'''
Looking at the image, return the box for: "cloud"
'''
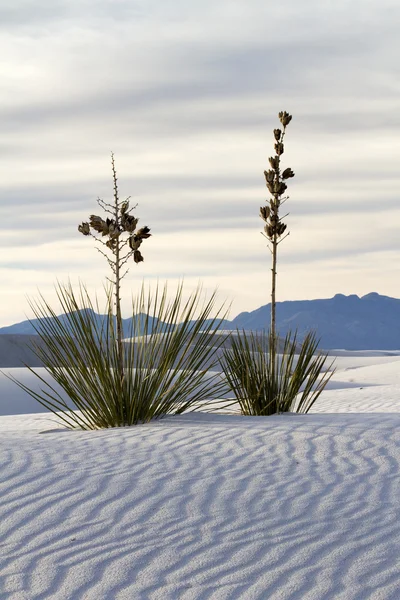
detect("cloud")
[1,0,400,325]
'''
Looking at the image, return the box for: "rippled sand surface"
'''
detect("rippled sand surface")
[2,351,400,599]
[1,410,400,599]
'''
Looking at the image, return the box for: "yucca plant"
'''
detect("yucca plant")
[6,154,229,428]
[6,281,229,429]
[77,153,151,424]
[220,330,334,415]
[221,111,335,414]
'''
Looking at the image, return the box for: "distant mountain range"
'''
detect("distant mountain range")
[230,292,400,350]
[1,292,400,350]
[0,310,162,337]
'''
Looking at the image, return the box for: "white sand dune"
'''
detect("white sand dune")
[1,351,400,598]
[312,352,400,414]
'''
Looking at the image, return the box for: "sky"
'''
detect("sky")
[1,0,400,326]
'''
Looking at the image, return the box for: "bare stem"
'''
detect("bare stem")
[111,152,126,422]
[97,197,115,215]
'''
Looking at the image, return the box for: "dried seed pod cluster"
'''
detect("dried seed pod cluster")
[260,111,294,242]
[78,186,151,264]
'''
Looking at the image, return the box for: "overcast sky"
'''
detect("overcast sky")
[1,0,399,326]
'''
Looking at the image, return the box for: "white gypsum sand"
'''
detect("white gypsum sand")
[1,350,400,599]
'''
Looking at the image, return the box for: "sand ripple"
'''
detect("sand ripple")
[1,413,400,599]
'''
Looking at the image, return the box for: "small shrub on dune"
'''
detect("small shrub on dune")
[220,330,334,415]
[221,112,335,415]
[7,281,228,429]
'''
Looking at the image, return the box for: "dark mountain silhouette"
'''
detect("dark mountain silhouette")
[1,292,399,351]
[0,310,166,337]
[228,292,400,350]
[0,335,46,368]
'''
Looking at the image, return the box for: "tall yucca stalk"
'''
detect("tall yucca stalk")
[78,154,151,422]
[220,111,335,415]
[260,111,294,362]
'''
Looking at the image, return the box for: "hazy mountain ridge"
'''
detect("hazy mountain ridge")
[0,310,163,336]
[1,292,400,351]
[229,292,400,350]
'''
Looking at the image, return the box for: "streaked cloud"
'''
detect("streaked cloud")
[1,0,399,325]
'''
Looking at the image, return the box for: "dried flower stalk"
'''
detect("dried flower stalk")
[260,111,294,350]
[78,153,151,420]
